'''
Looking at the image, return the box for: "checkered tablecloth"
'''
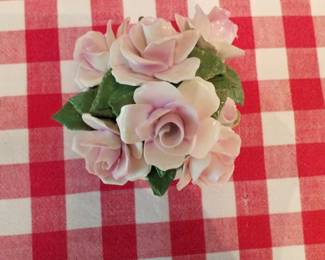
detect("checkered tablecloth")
[0,0,325,259]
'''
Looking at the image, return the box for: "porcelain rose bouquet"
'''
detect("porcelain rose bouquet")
[53,5,244,196]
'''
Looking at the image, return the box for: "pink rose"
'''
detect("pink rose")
[72,114,150,185]
[219,97,240,127]
[177,125,241,190]
[116,77,220,170]
[176,5,244,59]
[73,20,130,89]
[109,17,200,86]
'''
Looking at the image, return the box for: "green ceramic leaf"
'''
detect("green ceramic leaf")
[189,46,226,80]
[69,87,98,114]
[147,167,176,196]
[89,71,115,118]
[52,102,92,130]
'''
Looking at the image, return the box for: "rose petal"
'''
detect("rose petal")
[144,141,185,170]
[212,126,241,158]
[75,65,104,89]
[174,30,200,63]
[136,108,171,140]
[142,18,177,43]
[129,23,147,53]
[219,97,238,126]
[80,51,108,72]
[105,20,115,49]
[134,81,183,107]
[73,31,107,61]
[190,155,211,182]
[112,65,155,86]
[129,142,143,159]
[117,104,153,144]
[154,57,200,83]
[178,77,220,119]
[143,39,176,66]
[154,136,195,156]
[82,113,119,134]
[72,131,121,157]
[116,17,130,37]
[165,102,199,138]
[191,118,221,159]
[155,113,184,148]
[175,13,188,32]
[120,36,168,76]
[176,160,191,190]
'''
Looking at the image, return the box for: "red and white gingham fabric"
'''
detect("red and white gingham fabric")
[0,0,325,259]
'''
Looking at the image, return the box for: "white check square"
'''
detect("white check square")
[123,0,156,22]
[66,192,101,230]
[310,0,325,15]
[0,198,31,235]
[0,64,27,96]
[135,188,169,223]
[187,0,220,17]
[63,128,82,160]
[272,245,305,260]
[250,0,282,16]
[207,251,239,260]
[0,1,25,31]
[202,182,237,218]
[267,178,301,214]
[256,48,289,80]
[262,111,296,146]
[60,60,80,94]
[0,129,29,164]
[57,0,92,28]
[317,48,325,78]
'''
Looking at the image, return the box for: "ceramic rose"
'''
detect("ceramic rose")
[73,20,130,89]
[219,97,240,127]
[72,114,150,185]
[176,5,244,59]
[177,125,241,190]
[109,17,200,86]
[116,77,220,170]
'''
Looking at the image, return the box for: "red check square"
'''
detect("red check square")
[237,215,272,249]
[297,143,325,177]
[232,17,255,49]
[32,231,67,260]
[102,224,137,260]
[170,219,206,256]
[30,161,65,196]
[234,146,266,181]
[303,210,325,244]
[290,78,324,110]
[283,16,316,48]
[28,94,62,128]
[26,29,60,62]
